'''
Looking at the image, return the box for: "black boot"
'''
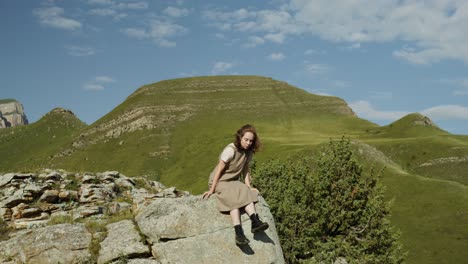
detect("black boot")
[250,213,269,233]
[234,224,250,246]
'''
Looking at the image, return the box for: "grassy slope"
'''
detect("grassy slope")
[51,76,375,189]
[0,108,87,173]
[0,76,467,263]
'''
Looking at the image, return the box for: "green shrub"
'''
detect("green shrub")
[254,137,406,263]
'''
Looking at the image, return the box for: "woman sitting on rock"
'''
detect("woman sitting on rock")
[203,124,269,246]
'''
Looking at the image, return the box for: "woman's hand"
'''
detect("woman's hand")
[250,187,259,193]
[202,190,214,199]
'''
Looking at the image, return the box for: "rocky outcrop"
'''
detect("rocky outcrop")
[0,99,28,128]
[0,170,284,263]
[98,220,151,264]
[0,224,92,263]
[136,196,284,264]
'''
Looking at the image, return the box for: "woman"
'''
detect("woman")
[203,124,269,246]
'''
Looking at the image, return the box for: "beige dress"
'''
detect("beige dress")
[208,143,259,212]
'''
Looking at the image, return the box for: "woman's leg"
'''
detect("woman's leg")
[230,208,249,245]
[244,202,269,233]
[244,202,256,216]
[230,208,241,225]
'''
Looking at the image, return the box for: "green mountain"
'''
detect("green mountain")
[0,108,87,171]
[1,76,467,264]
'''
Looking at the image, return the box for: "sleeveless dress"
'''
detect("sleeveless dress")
[208,143,259,212]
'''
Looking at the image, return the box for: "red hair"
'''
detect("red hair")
[234,124,261,153]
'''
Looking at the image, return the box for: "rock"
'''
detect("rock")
[12,212,50,229]
[80,184,115,203]
[11,203,28,219]
[105,202,132,215]
[0,190,28,208]
[334,257,348,264]
[73,205,104,219]
[98,220,151,264]
[116,178,136,189]
[38,171,62,181]
[0,173,15,187]
[126,259,161,264]
[0,173,34,188]
[135,196,284,264]
[59,190,79,202]
[24,182,46,195]
[130,188,157,212]
[39,189,59,203]
[150,181,166,190]
[21,207,43,218]
[102,171,120,177]
[0,207,12,220]
[0,223,92,263]
[82,174,99,184]
[155,187,177,198]
[0,100,28,128]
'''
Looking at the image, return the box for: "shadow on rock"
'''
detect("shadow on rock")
[254,231,275,244]
[238,243,255,255]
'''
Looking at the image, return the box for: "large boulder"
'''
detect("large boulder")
[0,223,92,263]
[135,196,284,264]
[98,220,151,264]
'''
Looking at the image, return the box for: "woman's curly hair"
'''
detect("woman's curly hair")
[234,124,262,153]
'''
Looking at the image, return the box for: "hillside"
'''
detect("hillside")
[0,76,467,264]
[49,76,377,191]
[0,108,87,172]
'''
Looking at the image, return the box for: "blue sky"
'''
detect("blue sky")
[2,0,468,135]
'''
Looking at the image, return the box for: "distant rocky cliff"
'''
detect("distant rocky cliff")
[0,170,284,263]
[0,99,28,128]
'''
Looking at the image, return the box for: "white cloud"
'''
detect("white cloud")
[421,105,468,120]
[369,91,393,100]
[121,28,148,39]
[33,7,81,30]
[115,2,148,10]
[211,62,234,75]
[148,20,187,47]
[268,52,285,61]
[95,76,115,83]
[453,79,468,95]
[264,33,285,43]
[121,20,187,47]
[244,36,265,48]
[65,46,95,56]
[88,0,112,5]
[305,49,326,55]
[331,80,349,88]
[89,8,127,20]
[163,6,189,17]
[306,63,329,75]
[83,84,105,91]
[83,76,115,91]
[349,100,409,121]
[203,1,468,64]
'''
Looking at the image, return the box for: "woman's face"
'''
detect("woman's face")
[240,132,255,150]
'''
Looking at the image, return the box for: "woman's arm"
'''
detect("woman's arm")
[203,159,226,199]
[244,165,259,192]
[244,164,252,187]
